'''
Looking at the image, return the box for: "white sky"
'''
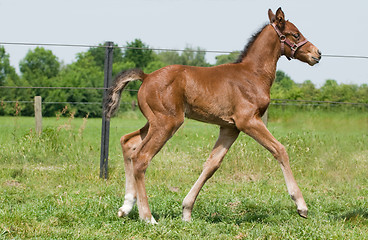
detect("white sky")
[1,0,367,87]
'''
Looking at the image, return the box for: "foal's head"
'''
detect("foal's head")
[268,8,321,66]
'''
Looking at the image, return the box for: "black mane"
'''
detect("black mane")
[234,23,268,63]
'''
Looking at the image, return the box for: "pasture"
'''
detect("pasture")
[0,107,367,239]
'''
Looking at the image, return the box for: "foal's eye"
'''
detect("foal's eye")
[293,33,300,39]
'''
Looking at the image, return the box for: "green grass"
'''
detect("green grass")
[0,108,367,239]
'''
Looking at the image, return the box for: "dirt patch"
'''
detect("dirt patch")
[4,180,23,188]
[33,166,65,171]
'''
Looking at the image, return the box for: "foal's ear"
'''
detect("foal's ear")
[275,7,286,30]
[268,9,275,23]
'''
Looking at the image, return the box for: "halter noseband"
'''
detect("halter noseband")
[271,23,309,61]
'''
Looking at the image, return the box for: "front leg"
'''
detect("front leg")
[236,117,308,218]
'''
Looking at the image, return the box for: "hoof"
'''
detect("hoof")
[118,194,136,218]
[182,216,191,222]
[182,208,192,222]
[297,209,308,218]
[145,216,158,225]
[118,208,128,218]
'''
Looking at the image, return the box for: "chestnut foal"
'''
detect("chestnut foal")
[105,8,321,224]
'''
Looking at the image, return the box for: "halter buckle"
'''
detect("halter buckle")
[271,23,308,61]
[280,35,286,42]
[291,44,298,51]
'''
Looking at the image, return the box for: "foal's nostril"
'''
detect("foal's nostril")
[317,50,322,56]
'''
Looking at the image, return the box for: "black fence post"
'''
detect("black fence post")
[100,41,114,179]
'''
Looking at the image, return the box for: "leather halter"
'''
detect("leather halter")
[271,23,309,60]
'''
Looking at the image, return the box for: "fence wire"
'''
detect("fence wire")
[1,99,367,107]
[0,41,367,109]
[1,41,368,59]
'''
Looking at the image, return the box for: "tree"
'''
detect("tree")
[319,79,339,101]
[143,61,166,74]
[87,43,124,70]
[215,52,239,65]
[19,48,60,114]
[123,39,154,69]
[275,70,290,84]
[337,84,358,102]
[156,47,212,67]
[0,46,18,86]
[179,46,210,67]
[300,80,318,100]
[271,70,297,99]
[112,61,136,77]
[49,52,104,117]
[157,51,182,65]
[356,84,368,103]
[19,47,60,82]
[0,46,22,115]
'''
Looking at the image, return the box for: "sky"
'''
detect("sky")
[1,0,367,87]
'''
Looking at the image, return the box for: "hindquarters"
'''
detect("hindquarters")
[136,65,187,123]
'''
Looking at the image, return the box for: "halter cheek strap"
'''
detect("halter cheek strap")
[271,23,309,61]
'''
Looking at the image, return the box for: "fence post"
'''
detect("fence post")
[34,96,42,135]
[262,107,268,127]
[100,41,114,179]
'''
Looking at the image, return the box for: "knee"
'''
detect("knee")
[132,153,149,177]
[272,144,288,162]
[203,159,221,172]
[121,135,138,153]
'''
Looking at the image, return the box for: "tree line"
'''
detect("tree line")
[0,39,367,117]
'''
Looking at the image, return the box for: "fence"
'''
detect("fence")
[1,41,368,179]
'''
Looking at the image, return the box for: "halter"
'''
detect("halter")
[271,23,309,60]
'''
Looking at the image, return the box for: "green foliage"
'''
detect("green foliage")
[20,47,60,80]
[46,52,104,117]
[123,39,154,69]
[112,61,135,77]
[1,41,368,118]
[179,46,211,67]
[144,60,167,73]
[156,51,182,65]
[215,51,240,65]
[299,80,318,100]
[87,44,124,70]
[0,46,18,86]
[271,70,368,104]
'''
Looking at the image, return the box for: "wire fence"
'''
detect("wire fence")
[1,86,368,107]
[1,41,368,59]
[1,41,367,112]
[1,95,367,107]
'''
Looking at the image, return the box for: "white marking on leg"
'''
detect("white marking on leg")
[148,216,158,225]
[118,193,136,217]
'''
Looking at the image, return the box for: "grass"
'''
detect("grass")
[0,108,367,239]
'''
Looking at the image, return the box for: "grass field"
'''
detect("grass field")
[0,108,367,239]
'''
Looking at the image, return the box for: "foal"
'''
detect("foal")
[105,8,321,224]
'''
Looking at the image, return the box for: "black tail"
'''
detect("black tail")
[104,69,146,119]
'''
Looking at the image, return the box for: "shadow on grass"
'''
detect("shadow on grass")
[203,211,270,225]
[337,208,368,222]
[123,207,270,225]
[119,200,299,225]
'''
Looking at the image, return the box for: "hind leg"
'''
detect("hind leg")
[182,126,239,221]
[132,117,183,223]
[118,123,149,218]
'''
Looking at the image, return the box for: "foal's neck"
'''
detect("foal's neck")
[240,25,280,87]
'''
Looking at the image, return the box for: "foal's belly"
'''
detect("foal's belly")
[184,104,235,127]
